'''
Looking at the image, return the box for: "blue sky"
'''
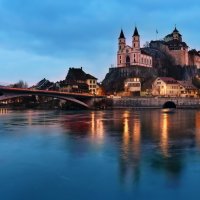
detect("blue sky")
[0,0,200,85]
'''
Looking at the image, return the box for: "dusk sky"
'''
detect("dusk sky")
[0,0,200,85]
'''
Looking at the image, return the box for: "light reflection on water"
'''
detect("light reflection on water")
[0,109,200,199]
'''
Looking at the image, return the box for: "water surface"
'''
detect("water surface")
[0,108,200,200]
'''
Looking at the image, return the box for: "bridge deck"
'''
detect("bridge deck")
[0,87,104,98]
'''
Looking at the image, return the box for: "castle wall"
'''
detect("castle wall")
[189,54,200,68]
[168,49,188,66]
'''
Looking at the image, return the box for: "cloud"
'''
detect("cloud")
[0,0,200,84]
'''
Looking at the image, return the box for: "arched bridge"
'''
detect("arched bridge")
[0,87,103,108]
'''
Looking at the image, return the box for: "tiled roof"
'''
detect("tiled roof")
[178,81,197,90]
[157,77,179,84]
[35,78,54,90]
[166,40,188,48]
[141,49,151,56]
[188,49,200,56]
[66,67,97,81]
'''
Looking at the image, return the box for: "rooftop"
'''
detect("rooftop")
[157,77,179,84]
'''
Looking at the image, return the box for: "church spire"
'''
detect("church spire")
[173,25,179,33]
[133,27,139,36]
[119,29,125,39]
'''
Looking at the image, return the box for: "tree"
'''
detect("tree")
[143,42,150,48]
[13,80,28,88]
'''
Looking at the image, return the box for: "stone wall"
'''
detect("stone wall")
[112,97,200,108]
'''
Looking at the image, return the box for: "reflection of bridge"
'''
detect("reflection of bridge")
[0,87,103,108]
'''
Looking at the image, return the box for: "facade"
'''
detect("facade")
[152,77,180,97]
[152,77,199,97]
[124,78,141,95]
[117,27,152,68]
[64,67,97,94]
[150,27,200,67]
[178,81,198,97]
[85,74,97,94]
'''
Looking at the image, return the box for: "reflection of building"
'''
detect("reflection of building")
[195,112,200,149]
[0,108,8,115]
[90,112,104,144]
[120,111,141,183]
[117,27,152,68]
[152,77,180,97]
[160,113,169,157]
[124,78,141,96]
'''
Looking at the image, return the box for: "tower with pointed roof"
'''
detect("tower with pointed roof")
[117,27,152,68]
[172,26,182,41]
[118,29,126,51]
[132,27,140,49]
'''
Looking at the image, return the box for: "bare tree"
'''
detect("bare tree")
[13,80,28,88]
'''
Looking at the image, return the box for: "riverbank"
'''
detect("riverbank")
[112,97,200,109]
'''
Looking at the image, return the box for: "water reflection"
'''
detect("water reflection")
[90,112,105,144]
[1,109,200,198]
[0,108,8,115]
[120,111,141,184]
[160,113,169,157]
[195,111,200,149]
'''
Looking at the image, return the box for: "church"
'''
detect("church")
[117,27,153,68]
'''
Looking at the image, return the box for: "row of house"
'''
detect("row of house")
[32,67,103,95]
[123,77,199,98]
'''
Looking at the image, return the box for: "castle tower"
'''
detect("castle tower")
[118,29,126,50]
[132,27,140,49]
[172,26,182,42]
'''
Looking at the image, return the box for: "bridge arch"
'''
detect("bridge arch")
[0,94,90,108]
[162,101,176,109]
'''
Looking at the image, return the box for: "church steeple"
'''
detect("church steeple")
[118,29,126,51]
[119,29,125,39]
[172,25,182,41]
[173,25,179,33]
[132,26,140,49]
[133,27,139,37]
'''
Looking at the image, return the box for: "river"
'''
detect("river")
[0,108,200,200]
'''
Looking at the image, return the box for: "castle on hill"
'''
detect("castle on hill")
[150,27,200,67]
[117,26,200,68]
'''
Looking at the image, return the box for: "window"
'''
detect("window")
[126,56,130,66]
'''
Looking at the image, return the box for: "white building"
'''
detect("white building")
[152,77,180,97]
[117,27,152,68]
[124,78,141,95]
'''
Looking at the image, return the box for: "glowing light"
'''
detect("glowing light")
[133,118,141,157]
[90,112,105,144]
[0,108,8,115]
[195,111,200,149]
[160,113,169,157]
